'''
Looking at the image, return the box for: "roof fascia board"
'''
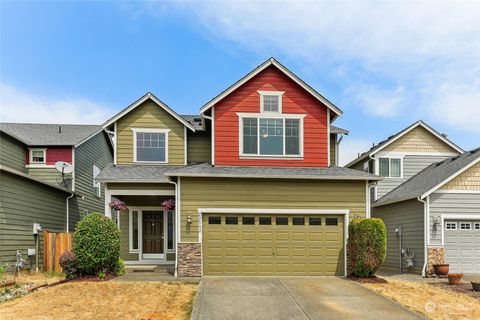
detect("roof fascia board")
[164,172,381,181]
[420,156,480,199]
[199,58,343,117]
[102,93,195,132]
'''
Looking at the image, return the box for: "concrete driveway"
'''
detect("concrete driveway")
[192,277,422,320]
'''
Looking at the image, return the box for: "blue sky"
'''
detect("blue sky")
[1,1,479,164]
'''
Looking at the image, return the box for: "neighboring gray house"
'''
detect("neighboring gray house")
[372,148,480,275]
[0,123,113,267]
[346,121,463,202]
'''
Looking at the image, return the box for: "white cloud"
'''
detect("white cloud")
[165,2,480,132]
[0,83,113,124]
[339,138,372,167]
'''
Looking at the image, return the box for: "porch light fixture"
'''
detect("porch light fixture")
[187,215,192,224]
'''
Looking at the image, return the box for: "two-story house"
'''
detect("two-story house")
[0,123,113,267]
[96,58,380,277]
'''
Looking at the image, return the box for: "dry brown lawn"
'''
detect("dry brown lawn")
[361,278,480,320]
[2,271,65,286]
[0,281,197,320]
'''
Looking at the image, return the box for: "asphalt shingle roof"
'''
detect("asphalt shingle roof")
[95,164,185,183]
[164,163,381,180]
[374,148,480,206]
[330,126,349,135]
[0,123,101,146]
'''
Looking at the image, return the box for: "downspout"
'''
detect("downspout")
[66,194,75,233]
[167,177,179,277]
[417,196,428,277]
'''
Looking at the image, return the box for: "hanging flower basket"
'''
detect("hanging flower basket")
[162,199,175,211]
[108,199,128,211]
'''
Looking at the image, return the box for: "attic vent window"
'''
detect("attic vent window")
[258,91,284,113]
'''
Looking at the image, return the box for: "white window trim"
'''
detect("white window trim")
[93,165,101,198]
[445,222,457,230]
[460,222,472,230]
[474,223,480,230]
[129,209,140,253]
[237,113,305,158]
[258,90,285,113]
[29,148,47,164]
[131,128,170,164]
[377,156,403,178]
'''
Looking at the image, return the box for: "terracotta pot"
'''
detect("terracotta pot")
[433,264,449,276]
[448,274,463,285]
[472,282,480,292]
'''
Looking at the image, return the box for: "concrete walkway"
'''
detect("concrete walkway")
[192,277,423,320]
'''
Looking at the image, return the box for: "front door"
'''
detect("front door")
[143,211,164,258]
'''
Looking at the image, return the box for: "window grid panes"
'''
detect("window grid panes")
[292,217,305,225]
[242,217,255,225]
[259,217,272,225]
[136,132,166,162]
[474,223,480,230]
[263,95,279,112]
[260,118,283,155]
[285,119,300,155]
[379,157,401,178]
[445,222,456,230]
[460,222,471,230]
[31,150,45,163]
[243,118,258,154]
[276,217,288,225]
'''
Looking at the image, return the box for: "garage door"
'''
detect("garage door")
[202,214,345,276]
[444,220,480,274]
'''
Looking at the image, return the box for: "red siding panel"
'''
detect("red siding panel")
[214,66,329,167]
[26,147,73,165]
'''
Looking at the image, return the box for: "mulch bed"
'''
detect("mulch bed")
[428,281,480,299]
[347,275,388,284]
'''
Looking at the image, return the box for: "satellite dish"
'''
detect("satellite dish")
[55,161,73,174]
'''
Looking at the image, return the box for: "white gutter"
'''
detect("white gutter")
[417,196,428,277]
[66,194,75,233]
[167,176,179,277]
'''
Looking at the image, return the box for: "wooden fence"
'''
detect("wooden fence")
[43,231,73,273]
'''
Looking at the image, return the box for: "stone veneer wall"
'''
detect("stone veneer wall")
[177,243,202,277]
[427,247,445,275]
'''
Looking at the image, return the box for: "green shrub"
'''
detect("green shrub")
[115,259,125,276]
[59,251,79,279]
[73,212,120,275]
[347,218,386,277]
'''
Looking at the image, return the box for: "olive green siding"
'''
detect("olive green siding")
[119,209,139,261]
[372,199,425,273]
[0,132,26,172]
[26,167,71,189]
[187,130,211,164]
[69,131,113,227]
[0,171,68,267]
[179,178,367,242]
[329,134,336,166]
[116,100,186,165]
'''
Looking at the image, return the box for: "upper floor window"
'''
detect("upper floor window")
[240,115,303,157]
[92,165,101,197]
[132,128,170,163]
[29,148,46,164]
[379,157,402,178]
[258,91,284,113]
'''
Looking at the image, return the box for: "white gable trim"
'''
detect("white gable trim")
[199,58,343,117]
[421,156,480,199]
[102,92,195,132]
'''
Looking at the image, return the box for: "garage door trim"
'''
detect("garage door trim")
[198,208,350,276]
[440,214,480,245]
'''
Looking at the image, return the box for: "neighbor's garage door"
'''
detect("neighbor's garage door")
[202,214,345,276]
[444,220,480,274]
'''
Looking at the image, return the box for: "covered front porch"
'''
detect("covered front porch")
[105,183,177,266]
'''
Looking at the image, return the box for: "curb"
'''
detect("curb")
[190,279,205,320]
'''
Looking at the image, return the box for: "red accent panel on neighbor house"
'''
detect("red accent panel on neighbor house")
[26,147,73,165]
[214,66,328,167]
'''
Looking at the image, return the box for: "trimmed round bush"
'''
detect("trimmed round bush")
[73,212,120,275]
[59,251,79,279]
[347,218,386,277]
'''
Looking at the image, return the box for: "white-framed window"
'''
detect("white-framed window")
[445,222,457,230]
[474,223,480,230]
[460,222,471,230]
[379,157,402,178]
[129,210,139,252]
[258,91,284,113]
[92,165,101,197]
[238,114,305,157]
[132,128,170,163]
[29,148,47,164]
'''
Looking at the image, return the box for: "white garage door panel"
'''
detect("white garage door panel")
[444,220,480,274]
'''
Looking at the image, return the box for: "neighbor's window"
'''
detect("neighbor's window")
[92,165,101,197]
[131,211,139,251]
[30,148,46,164]
[379,157,402,178]
[242,117,302,156]
[133,129,169,163]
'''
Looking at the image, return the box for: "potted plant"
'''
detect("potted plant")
[447,273,464,285]
[432,263,449,276]
[471,281,480,292]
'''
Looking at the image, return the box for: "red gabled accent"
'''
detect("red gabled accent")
[214,66,328,167]
[26,147,73,165]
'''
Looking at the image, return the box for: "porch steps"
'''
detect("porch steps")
[125,265,174,274]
